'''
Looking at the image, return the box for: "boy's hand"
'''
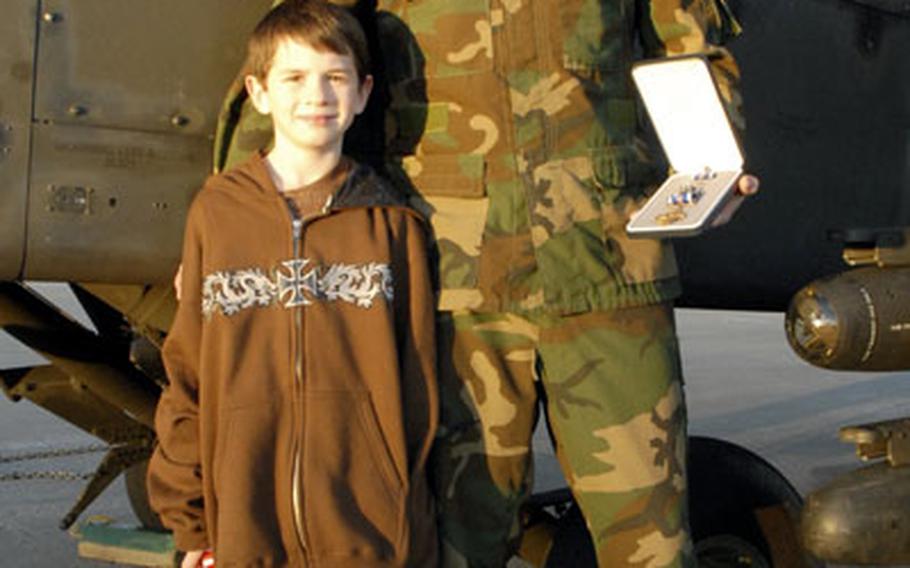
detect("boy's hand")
[180,549,204,568]
[710,173,760,228]
[174,264,184,301]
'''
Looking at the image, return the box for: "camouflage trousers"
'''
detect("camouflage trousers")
[432,303,693,568]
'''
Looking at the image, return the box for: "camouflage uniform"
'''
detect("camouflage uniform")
[216,1,743,566]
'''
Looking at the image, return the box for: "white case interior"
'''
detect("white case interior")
[632,56,742,173]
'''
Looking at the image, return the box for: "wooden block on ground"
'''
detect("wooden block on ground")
[74,520,175,567]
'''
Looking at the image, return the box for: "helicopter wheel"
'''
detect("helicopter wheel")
[539,502,777,568]
[542,436,817,567]
[688,436,820,568]
[695,534,771,567]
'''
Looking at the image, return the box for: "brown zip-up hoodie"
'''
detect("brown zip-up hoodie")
[148,154,438,567]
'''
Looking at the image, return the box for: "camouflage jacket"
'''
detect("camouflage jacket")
[216,0,743,316]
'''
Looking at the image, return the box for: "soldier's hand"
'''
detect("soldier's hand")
[710,174,760,228]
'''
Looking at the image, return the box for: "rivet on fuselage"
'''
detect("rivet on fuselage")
[67,104,88,117]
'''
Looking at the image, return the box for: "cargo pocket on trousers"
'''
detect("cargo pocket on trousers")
[303,390,405,560]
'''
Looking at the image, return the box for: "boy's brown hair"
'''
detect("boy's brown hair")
[245,0,371,83]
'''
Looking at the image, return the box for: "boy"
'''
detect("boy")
[147,2,438,566]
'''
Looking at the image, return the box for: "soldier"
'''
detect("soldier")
[215,1,758,566]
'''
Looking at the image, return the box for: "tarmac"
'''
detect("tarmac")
[2,284,910,567]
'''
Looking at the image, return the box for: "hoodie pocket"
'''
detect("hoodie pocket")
[303,390,406,561]
[212,402,285,562]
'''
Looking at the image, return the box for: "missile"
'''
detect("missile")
[785,267,910,371]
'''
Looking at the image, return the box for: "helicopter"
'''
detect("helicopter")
[0,0,908,565]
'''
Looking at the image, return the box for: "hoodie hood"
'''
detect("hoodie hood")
[208,152,407,211]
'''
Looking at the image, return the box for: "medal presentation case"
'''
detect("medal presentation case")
[626,56,744,238]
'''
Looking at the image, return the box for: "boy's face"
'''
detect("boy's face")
[246,37,372,156]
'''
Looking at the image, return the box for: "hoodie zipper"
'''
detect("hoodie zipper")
[287,195,334,562]
[288,212,310,561]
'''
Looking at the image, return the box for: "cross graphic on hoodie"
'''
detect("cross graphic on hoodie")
[277,259,320,307]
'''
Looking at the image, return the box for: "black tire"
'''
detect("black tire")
[695,534,771,568]
[689,436,820,568]
[543,436,814,567]
[125,459,165,531]
[544,502,595,567]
